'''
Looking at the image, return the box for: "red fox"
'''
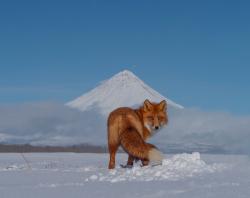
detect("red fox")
[107,99,168,169]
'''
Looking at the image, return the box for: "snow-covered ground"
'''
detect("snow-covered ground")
[0,153,250,198]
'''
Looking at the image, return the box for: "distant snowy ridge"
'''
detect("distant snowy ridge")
[66,70,183,114]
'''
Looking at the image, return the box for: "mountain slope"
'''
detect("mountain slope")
[66,70,183,114]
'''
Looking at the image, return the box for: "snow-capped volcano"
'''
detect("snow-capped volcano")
[66,70,183,114]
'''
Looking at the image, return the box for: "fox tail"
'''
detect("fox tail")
[120,127,163,164]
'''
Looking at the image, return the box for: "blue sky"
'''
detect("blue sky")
[0,0,249,115]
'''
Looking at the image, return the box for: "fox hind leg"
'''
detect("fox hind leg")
[141,159,149,166]
[127,154,135,166]
[120,154,135,168]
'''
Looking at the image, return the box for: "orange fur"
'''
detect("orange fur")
[120,127,156,160]
[107,99,168,169]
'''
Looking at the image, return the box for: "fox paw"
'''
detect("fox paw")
[120,164,133,169]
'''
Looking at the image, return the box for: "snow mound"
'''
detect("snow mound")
[86,152,225,183]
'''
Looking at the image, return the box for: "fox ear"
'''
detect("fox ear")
[143,99,153,112]
[158,100,167,111]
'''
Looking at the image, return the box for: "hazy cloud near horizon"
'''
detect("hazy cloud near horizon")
[0,102,249,154]
[0,103,106,145]
[152,108,250,154]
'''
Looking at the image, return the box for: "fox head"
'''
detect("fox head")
[142,99,168,132]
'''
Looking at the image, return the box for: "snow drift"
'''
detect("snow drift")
[86,152,225,183]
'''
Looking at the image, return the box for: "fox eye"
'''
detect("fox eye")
[158,116,164,120]
[147,116,153,120]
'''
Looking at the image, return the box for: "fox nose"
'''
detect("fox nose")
[155,126,159,130]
